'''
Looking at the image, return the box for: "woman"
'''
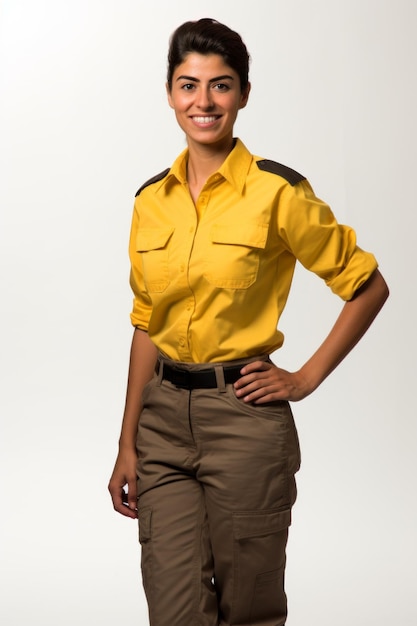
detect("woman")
[108,18,389,626]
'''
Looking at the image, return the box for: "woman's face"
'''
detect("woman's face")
[167,52,250,150]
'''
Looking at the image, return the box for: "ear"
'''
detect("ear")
[239,82,251,110]
[166,82,174,109]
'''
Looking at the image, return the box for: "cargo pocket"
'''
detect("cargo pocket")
[232,508,291,625]
[138,507,153,603]
[136,227,173,292]
[203,221,268,289]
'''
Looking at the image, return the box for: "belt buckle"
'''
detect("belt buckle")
[181,369,193,389]
[170,366,193,389]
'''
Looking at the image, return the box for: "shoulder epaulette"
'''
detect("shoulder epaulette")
[256,159,305,186]
[135,168,170,197]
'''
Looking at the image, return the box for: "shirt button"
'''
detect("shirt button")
[180,264,185,272]
[179,337,185,346]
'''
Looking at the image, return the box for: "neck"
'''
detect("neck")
[186,137,234,187]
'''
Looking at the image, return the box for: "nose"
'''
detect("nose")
[196,87,214,110]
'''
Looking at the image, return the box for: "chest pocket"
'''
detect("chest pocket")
[136,228,173,293]
[204,222,268,289]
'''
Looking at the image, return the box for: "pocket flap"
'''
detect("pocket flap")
[136,228,174,252]
[233,508,291,540]
[138,507,152,543]
[210,222,268,248]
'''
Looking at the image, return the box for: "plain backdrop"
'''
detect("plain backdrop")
[1,1,416,624]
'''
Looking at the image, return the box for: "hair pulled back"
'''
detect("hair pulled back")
[167,18,250,92]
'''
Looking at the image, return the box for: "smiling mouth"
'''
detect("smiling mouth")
[191,115,220,124]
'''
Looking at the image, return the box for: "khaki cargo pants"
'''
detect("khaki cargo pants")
[136,355,301,626]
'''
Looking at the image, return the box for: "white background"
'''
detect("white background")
[1,1,416,624]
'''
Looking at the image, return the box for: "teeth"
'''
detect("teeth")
[193,116,218,123]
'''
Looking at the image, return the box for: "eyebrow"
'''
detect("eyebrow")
[175,74,235,83]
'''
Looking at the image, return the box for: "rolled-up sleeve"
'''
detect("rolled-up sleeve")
[277,180,378,301]
[128,204,153,329]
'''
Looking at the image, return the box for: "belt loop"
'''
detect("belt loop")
[214,365,226,393]
[156,358,164,386]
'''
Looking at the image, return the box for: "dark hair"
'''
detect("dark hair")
[167,18,250,92]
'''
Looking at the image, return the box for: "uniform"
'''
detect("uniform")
[129,139,378,625]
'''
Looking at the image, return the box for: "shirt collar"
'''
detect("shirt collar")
[155,138,253,196]
[218,139,253,194]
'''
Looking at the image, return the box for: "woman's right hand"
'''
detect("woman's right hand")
[108,447,139,519]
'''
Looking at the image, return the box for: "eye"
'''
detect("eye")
[180,83,195,91]
[213,83,231,91]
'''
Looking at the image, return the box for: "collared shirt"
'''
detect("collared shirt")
[129,139,378,363]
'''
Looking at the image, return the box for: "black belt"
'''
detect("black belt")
[159,361,243,389]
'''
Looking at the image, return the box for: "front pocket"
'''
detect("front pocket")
[225,388,301,505]
[203,221,268,289]
[232,508,291,624]
[225,384,290,422]
[136,227,174,292]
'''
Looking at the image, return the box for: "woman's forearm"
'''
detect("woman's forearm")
[299,269,389,393]
[235,269,389,404]
[118,328,158,450]
[108,328,158,517]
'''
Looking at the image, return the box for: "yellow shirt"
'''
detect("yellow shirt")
[129,139,377,363]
